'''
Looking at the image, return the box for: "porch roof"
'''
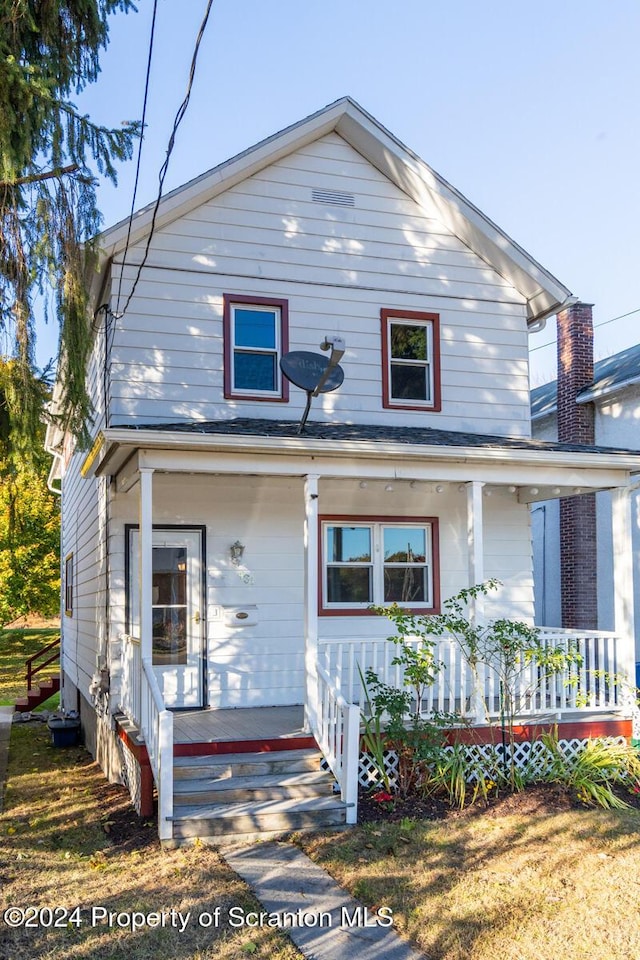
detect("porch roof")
[113,416,640,458]
[84,418,640,502]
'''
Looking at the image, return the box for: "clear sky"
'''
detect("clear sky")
[37,0,640,384]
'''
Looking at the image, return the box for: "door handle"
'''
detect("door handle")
[193,611,201,624]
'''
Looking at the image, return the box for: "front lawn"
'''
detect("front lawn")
[300,788,640,960]
[0,722,301,960]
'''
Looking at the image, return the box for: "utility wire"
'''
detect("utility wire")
[114,0,159,316]
[530,305,640,352]
[116,0,215,320]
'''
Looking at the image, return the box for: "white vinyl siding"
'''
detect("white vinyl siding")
[102,475,536,708]
[108,132,531,437]
[59,327,110,704]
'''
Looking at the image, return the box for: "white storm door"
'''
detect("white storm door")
[130,528,204,708]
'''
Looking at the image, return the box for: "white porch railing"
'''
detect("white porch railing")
[316,662,360,824]
[319,627,625,723]
[120,634,141,723]
[119,635,173,842]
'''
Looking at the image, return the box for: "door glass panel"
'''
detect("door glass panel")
[152,547,187,666]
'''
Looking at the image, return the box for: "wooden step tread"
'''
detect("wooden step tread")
[172,794,345,822]
[174,769,332,795]
[174,748,320,767]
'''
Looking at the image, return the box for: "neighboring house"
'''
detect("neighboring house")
[45,98,640,843]
[531,317,640,659]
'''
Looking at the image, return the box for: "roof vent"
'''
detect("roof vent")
[311,188,355,207]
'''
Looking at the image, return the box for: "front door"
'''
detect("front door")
[129,528,204,708]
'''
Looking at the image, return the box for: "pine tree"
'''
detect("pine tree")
[0,0,138,448]
[0,359,60,625]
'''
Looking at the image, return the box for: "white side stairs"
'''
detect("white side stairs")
[171,747,348,840]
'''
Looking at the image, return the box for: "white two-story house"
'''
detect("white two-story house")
[45,98,640,843]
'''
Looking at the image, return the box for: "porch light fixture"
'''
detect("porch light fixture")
[385,484,394,492]
[229,540,245,566]
[435,484,444,494]
[359,481,368,489]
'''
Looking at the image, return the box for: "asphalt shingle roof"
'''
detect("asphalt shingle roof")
[116,417,640,457]
[531,342,640,420]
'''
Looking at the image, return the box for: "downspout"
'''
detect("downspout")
[527,295,579,334]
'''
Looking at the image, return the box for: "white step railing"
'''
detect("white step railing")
[118,634,173,842]
[140,658,173,842]
[319,627,623,722]
[316,662,360,824]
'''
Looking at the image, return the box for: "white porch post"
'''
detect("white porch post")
[466,480,485,723]
[139,467,154,663]
[304,474,320,734]
[612,483,636,694]
[466,481,485,616]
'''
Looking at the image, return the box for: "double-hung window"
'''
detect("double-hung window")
[381,309,441,411]
[320,516,439,614]
[64,553,74,617]
[223,295,289,401]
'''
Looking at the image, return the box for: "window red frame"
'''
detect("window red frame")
[381,308,442,412]
[64,553,74,617]
[223,294,290,402]
[318,514,441,617]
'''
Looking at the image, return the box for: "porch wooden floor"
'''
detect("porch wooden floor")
[172,705,308,746]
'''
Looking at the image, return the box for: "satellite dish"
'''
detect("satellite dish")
[280,352,344,394]
[280,337,346,434]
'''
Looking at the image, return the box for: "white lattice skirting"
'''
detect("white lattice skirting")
[118,736,144,814]
[357,736,628,789]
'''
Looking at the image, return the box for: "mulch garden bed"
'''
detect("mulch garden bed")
[357,780,640,824]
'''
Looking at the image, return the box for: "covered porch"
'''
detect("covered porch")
[84,420,640,840]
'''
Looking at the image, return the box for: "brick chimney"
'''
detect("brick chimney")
[556,302,597,629]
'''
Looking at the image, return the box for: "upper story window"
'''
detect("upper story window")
[381,309,441,411]
[319,515,440,615]
[223,295,289,401]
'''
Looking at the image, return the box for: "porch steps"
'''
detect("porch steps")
[15,675,60,713]
[171,748,347,839]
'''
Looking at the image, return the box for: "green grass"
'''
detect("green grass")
[0,628,60,707]
[0,722,302,960]
[301,797,640,960]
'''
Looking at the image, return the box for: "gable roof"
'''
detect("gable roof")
[531,342,640,420]
[93,97,571,325]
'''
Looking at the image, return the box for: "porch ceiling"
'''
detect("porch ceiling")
[84,419,640,501]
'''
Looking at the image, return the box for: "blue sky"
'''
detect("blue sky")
[38,0,640,383]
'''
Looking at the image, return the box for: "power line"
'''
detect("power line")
[116,0,215,319]
[114,0,159,316]
[529,305,640,352]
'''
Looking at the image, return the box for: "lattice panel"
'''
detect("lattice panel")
[357,736,627,789]
[118,737,143,814]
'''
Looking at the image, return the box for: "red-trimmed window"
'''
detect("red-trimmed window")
[223,295,289,401]
[320,516,440,615]
[64,553,74,617]
[381,309,441,411]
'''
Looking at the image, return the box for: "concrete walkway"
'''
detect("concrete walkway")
[222,839,425,960]
[0,706,14,811]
